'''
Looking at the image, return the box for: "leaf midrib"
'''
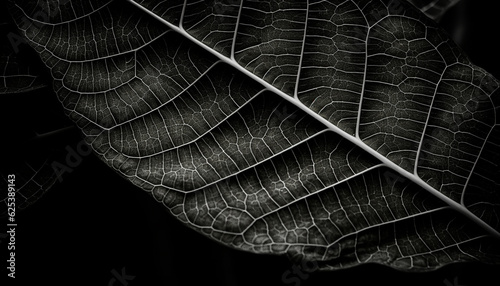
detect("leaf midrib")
[126,0,500,239]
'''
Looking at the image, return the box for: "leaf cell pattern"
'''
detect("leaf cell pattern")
[0,19,46,94]
[8,0,500,270]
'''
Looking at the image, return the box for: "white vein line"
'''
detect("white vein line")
[13,1,113,26]
[125,0,500,239]
[462,90,499,205]
[106,89,266,159]
[293,0,309,99]
[326,206,451,247]
[351,1,369,140]
[413,66,447,176]
[230,0,244,60]
[147,129,330,193]
[239,164,385,234]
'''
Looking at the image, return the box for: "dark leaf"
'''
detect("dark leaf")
[0,14,47,94]
[1,0,82,215]
[7,0,500,270]
[407,0,461,21]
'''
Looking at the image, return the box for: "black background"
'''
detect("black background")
[3,0,500,285]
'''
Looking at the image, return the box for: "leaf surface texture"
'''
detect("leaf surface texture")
[8,0,500,270]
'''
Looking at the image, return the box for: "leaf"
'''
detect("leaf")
[0,17,47,94]
[406,0,461,21]
[8,0,500,270]
[0,0,84,216]
[0,0,78,216]
[0,87,81,217]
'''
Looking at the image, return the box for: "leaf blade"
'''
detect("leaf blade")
[8,0,500,270]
